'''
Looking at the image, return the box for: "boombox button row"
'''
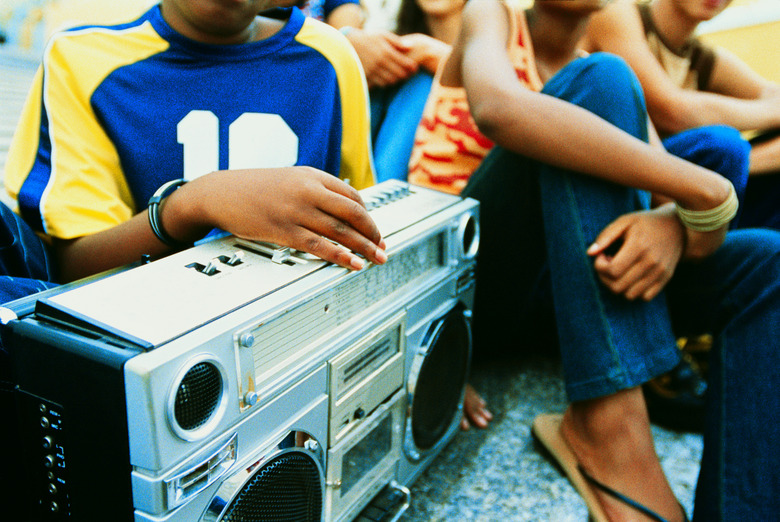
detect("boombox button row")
[364,184,412,211]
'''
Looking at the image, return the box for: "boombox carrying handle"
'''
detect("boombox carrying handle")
[385,481,411,522]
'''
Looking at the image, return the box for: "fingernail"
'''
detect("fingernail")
[350,256,365,270]
[587,242,599,255]
[375,249,388,264]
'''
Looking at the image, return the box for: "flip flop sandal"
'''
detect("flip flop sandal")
[531,413,685,522]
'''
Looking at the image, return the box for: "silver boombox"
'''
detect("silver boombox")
[0,180,479,521]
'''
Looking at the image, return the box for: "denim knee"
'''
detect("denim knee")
[542,53,648,141]
[663,125,750,200]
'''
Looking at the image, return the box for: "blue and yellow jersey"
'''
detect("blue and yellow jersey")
[5,6,374,240]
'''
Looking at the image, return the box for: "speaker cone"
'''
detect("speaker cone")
[406,305,471,457]
[169,357,228,440]
[205,447,323,522]
[175,362,221,431]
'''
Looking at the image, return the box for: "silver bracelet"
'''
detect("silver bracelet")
[147,179,189,247]
[675,181,739,232]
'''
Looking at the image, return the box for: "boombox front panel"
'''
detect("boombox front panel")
[243,234,442,388]
[324,390,404,522]
[397,269,475,488]
[123,193,478,473]
[132,364,329,521]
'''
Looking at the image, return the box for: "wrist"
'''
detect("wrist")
[148,180,191,248]
[675,168,732,211]
[675,180,738,232]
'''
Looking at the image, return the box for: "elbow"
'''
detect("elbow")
[470,92,516,141]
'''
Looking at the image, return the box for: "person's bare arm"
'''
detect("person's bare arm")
[324,2,364,29]
[706,46,780,100]
[460,0,728,210]
[54,168,387,282]
[585,2,780,135]
[457,0,732,299]
[750,135,780,175]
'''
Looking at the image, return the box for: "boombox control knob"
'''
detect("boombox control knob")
[43,455,56,469]
[244,391,259,406]
[239,332,255,348]
[354,408,366,420]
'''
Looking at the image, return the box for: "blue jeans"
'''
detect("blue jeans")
[462,53,780,520]
[662,126,751,228]
[370,71,433,183]
[664,126,780,231]
[0,202,57,304]
[0,201,58,380]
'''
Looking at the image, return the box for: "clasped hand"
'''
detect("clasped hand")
[587,204,725,301]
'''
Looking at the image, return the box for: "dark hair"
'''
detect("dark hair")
[395,0,431,36]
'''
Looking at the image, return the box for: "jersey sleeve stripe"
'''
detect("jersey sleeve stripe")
[295,19,376,190]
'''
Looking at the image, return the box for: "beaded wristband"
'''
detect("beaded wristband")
[675,181,739,232]
[147,179,189,247]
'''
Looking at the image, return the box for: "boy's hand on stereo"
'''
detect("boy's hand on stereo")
[587,205,684,301]
[177,168,387,270]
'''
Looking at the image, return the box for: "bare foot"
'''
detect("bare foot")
[560,387,686,522]
[460,383,493,430]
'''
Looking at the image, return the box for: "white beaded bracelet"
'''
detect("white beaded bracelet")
[675,181,739,232]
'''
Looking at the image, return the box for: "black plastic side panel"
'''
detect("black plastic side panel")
[1,318,141,521]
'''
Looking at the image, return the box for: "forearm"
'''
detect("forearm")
[470,87,730,211]
[749,135,780,175]
[53,213,176,282]
[650,90,780,135]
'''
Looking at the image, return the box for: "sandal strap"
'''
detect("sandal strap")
[577,465,671,522]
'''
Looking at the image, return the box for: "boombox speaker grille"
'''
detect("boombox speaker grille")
[411,307,470,450]
[221,452,322,521]
[174,362,222,431]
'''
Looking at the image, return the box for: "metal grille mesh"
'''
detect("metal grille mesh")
[411,309,470,450]
[221,452,322,521]
[174,362,222,431]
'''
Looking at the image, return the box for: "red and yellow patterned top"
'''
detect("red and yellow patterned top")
[408,2,542,195]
